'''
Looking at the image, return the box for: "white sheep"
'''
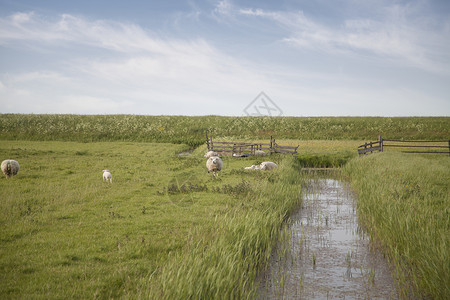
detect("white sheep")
[102,170,112,183]
[260,162,278,171]
[244,162,278,171]
[204,151,219,158]
[254,150,266,156]
[206,156,223,178]
[244,165,261,170]
[1,159,20,178]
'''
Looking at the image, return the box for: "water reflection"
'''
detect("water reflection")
[258,178,398,299]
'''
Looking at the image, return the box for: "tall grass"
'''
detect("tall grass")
[1,114,448,145]
[144,156,302,299]
[344,153,449,299]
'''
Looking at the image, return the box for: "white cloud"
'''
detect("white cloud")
[0,12,278,114]
[213,0,234,17]
[239,3,450,74]
[0,6,448,116]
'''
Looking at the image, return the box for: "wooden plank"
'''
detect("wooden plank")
[213,142,256,145]
[274,145,299,150]
[358,141,380,148]
[274,149,297,154]
[358,146,381,154]
[401,151,450,154]
[384,144,448,148]
[213,142,270,146]
[383,139,449,143]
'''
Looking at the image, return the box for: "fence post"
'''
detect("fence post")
[448,140,450,157]
[379,135,383,152]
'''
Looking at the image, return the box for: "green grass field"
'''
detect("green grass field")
[1,114,449,299]
[0,140,303,298]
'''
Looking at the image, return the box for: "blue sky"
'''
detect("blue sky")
[0,0,449,116]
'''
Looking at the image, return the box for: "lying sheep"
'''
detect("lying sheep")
[244,165,260,170]
[103,170,112,183]
[204,151,219,158]
[1,159,20,178]
[206,156,223,178]
[244,161,278,171]
[260,162,278,171]
[254,150,266,156]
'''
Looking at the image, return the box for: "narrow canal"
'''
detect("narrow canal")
[258,178,398,299]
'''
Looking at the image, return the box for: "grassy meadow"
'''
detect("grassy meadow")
[0,140,302,298]
[1,114,449,299]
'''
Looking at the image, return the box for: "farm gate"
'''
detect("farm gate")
[206,133,298,156]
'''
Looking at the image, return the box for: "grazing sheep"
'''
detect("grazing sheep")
[206,156,223,178]
[102,170,112,183]
[204,151,219,158]
[1,159,20,178]
[254,150,266,156]
[260,162,278,171]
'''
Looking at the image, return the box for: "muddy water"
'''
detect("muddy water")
[258,178,398,299]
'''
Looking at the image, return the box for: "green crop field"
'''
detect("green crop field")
[0,114,449,299]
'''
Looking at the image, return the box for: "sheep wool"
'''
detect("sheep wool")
[244,165,260,170]
[1,159,20,178]
[260,162,278,171]
[103,170,112,183]
[206,156,223,178]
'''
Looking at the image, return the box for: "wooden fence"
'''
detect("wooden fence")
[358,136,450,156]
[206,133,298,156]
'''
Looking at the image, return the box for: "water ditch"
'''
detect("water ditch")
[258,176,398,299]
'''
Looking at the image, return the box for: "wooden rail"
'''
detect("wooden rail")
[358,136,450,156]
[206,133,298,156]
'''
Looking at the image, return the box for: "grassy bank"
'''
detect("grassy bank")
[344,153,449,299]
[1,114,449,146]
[0,140,301,298]
[146,155,302,299]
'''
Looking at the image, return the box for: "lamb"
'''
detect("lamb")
[206,156,223,178]
[102,170,112,183]
[204,151,219,158]
[1,159,20,178]
[254,150,266,156]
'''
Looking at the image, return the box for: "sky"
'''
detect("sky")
[0,0,449,116]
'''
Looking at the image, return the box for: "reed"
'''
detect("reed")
[344,152,449,299]
[1,114,448,145]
